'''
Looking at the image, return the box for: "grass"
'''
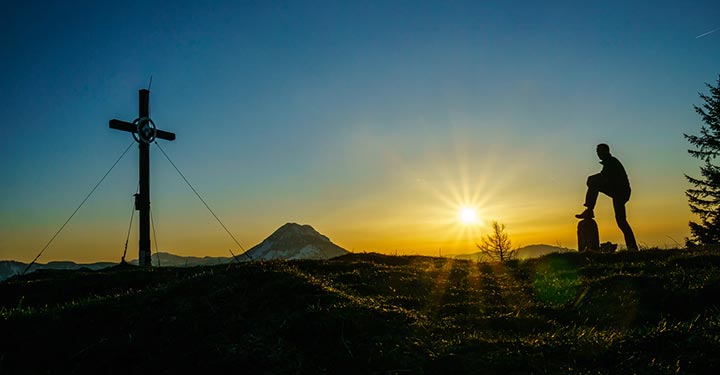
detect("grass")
[1,249,720,374]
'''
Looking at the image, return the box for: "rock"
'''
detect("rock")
[577,218,600,252]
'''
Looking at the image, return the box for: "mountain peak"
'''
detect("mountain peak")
[244,223,348,261]
[267,223,330,242]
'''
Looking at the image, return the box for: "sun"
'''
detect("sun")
[459,207,478,224]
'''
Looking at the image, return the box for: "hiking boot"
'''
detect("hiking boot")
[575,208,594,219]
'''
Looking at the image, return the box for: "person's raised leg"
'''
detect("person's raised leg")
[613,198,638,250]
[576,174,602,219]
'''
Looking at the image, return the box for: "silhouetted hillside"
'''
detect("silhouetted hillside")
[0,255,235,282]
[128,252,234,267]
[0,260,115,282]
[2,249,719,374]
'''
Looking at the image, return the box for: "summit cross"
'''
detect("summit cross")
[109,89,176,267]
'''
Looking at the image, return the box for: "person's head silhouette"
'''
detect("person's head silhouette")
[596,143,611,161]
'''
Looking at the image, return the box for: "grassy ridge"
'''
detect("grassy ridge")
[1,250,720,374]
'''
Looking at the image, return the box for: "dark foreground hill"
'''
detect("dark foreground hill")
[2,250,720,374]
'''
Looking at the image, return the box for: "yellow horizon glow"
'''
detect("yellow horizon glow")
[0,126,696,263]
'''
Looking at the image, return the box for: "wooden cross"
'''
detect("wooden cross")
[109,89,175,267]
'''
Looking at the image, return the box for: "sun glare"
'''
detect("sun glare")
[459,207,478,224]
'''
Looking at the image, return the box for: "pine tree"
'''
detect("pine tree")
[476,221,516,262]
[684,75,720,246]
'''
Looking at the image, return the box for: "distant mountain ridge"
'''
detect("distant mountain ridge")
[1,223,349,281]
[242,223,349,260]
[453,244,573,261]
[3,228,563,281]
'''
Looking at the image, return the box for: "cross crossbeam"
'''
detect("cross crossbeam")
[109,89,175,267]
[109,120,176,141]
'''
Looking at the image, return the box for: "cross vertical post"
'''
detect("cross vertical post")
[109,89,176,267]
[138,89,151,267]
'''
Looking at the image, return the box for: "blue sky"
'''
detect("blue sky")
[1,0,719,262]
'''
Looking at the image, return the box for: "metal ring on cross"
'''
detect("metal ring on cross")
[132,117,157,144]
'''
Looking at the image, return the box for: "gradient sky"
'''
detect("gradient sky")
[1,0,719,262]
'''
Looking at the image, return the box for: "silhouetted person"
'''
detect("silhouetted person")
[575,144,638,251]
